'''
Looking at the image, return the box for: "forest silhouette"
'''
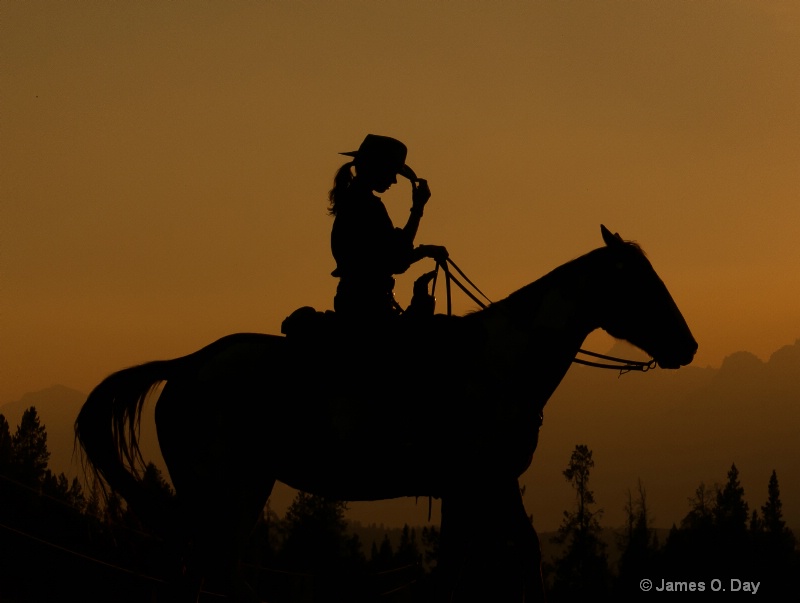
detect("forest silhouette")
[2,410,797,601]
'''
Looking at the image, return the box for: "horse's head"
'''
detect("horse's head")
[596,225,697,369]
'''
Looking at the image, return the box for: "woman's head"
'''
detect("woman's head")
[328,134,416,214]
[342,134,414,178]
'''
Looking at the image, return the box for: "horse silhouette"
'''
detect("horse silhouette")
[75,225,697,602]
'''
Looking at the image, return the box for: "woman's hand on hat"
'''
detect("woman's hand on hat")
[411,178,431,210]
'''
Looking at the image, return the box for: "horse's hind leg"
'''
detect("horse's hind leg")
[153,381,206,603]
[189,476,276,603]
[156,381,276,602]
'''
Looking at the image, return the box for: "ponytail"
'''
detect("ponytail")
[327,161,355,216]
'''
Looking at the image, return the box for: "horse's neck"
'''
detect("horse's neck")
[474,254,602,402]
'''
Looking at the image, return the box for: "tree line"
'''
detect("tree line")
[1,408,797,601]
[0,406,436,602]
[545,444,799,601]
[1,406,179,602]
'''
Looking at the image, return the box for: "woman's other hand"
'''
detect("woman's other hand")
[419,244,448,264]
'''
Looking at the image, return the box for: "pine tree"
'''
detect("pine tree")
[10,407,50,487]
[421,525,440,572]
[277,491,366,600]
[663,481,717,577]
[617,479,658,588]
[0,414,12,475]
[138,462,174,512]
[395,524,422,566]
[746,470,799,597]
[762,471,786,535]
[681,482,714,531]
[560,444,600,538]
[760,470,795,553]
[551,444,609,598]
[84,475,103,520]
[42,470,72,503]
[371,532,394,569]
[714,463,749,536]
[0,415,15,515]
[279,491,363,572]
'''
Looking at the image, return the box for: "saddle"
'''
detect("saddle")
[280,270,439,341]
[278,274,487,384]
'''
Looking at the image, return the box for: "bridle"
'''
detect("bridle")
[430,258,657,374]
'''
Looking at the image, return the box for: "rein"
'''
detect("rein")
[430,258,657,374]
[571,349,656,373]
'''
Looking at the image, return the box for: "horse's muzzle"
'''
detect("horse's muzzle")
[657,338,698,369]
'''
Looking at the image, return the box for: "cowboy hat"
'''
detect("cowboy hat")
[340,134,417,180]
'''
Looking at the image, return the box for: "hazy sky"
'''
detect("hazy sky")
[3,2,799,406]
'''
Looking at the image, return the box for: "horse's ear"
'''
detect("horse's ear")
[601,224,623,247]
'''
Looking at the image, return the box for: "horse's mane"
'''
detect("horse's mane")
[619,239,646,256]
[468,239,647,318]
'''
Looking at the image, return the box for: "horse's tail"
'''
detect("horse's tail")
[75,358,180,531]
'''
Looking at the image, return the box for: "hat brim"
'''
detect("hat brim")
[399,164,417,181]
[340,151,416,181]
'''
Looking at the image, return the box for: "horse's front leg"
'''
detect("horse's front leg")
[439,478,545,602]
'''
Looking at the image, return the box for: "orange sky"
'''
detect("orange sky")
[3,0,800,475]
[4,2,800,405]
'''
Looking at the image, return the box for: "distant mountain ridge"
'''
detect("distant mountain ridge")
[534,338,800,531]
[3,339,799,531]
